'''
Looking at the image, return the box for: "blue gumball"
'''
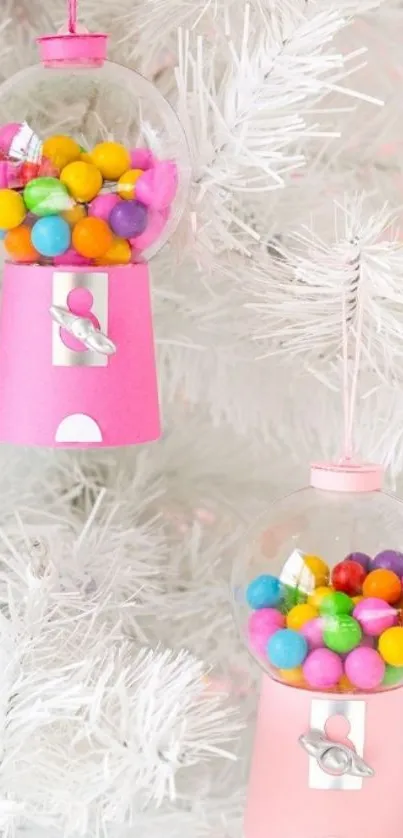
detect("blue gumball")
[267,628,308,669]
[31,215,71,258]
[0,230,5,240]
[246,574,282,609]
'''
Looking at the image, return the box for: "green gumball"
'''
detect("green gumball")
[24,177,71,217]
[323,614,362,654]
[382,664,403,687]
[320,591,353,616]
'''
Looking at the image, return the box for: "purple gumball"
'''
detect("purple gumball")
[373,550,403,576]
[110,200,148,239]
[344,552,371,571]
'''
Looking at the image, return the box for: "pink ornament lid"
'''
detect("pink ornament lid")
[310,461,384,493]
[37,32,108,68]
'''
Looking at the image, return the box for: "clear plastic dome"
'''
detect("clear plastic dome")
[233,485,403,694]
[0,61,190,265]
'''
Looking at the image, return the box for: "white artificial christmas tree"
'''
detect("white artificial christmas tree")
[0,0,403,836]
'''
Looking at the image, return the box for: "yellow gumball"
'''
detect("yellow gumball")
[96,236,131,266]
[378,626,403,666]
[278,667,305,686]
[117,169,143,200]
[352,595,364,606]
[286,603,318,631]
[60,161,103,203]
[308,586,332,610]
[338,674,355,693]
[61,204,87,226]
[0,189,26,229]
[42,135,81,171]
[91,141,131,180]
[303,554,329,586]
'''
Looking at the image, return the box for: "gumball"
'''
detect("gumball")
[308,586,332,610]
[345,647,385,690]
[0,190,26,229]
[267,629,308,670]
[363,569,401,604]
[331,560,366,596]
[110,200,148,239]
[379,626,403,666]
[130,208,167,251]
[352,595,364,605]
[323,614,362,654]
[320,591,353,616]
[72,217,113,260]
[61,204,87,226]
[373,550,403,577]
[60,161,103,203]
[32,216,71,258]
[246,575,282,609]
[135,160,178,210]
[91,141,131,180]
[286,603,318,631]
[301,617,323,650]
[130,147,155,170]
[42,135,81,171]
[0,229,5,240]
[338,673,355,693]
[382,664,403,687]
[53,247,89,267]
[344,551,371,571]
[281,584,307,611]
[0,123,20,155]
[278,666,306,686]
[353,597,397,636]
[302,648,343,689]
[24,178,72,216]
[303,554,329,587]
[21,162,40,185]
[89,193,121,221]
[97,236,131,266]
[117,169,143,200]
[4,225,39,262]
[248,608,285,657]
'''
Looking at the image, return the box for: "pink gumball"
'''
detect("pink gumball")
[130,209,167,251]
[345,647,385,690]
[130,148,155,170]
[135,160,178,210]
[53,248,90,267]
[248,608,285,657]
[89,194,121,221]
[353,597,397,637]
[301,618,323,650]
[302,648,343,689]
[0,122,21,155]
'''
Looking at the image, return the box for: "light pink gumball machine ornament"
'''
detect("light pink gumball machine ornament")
[233,464,403,838]
[0,0,190,448]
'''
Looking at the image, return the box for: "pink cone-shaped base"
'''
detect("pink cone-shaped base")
[0,261,161,448]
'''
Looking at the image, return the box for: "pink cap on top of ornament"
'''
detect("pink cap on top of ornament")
[37,0,108,68]
[310,461,384,493]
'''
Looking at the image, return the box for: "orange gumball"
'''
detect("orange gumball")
[72,217,113,259]
[4,225,39,263]
[363,568,402,604]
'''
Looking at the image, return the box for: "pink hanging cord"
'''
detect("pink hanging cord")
[340,261,364,463]
[68,0,77,34]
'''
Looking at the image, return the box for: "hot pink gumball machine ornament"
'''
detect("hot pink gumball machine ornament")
[233,461,403,838]
[0,0,190,448]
